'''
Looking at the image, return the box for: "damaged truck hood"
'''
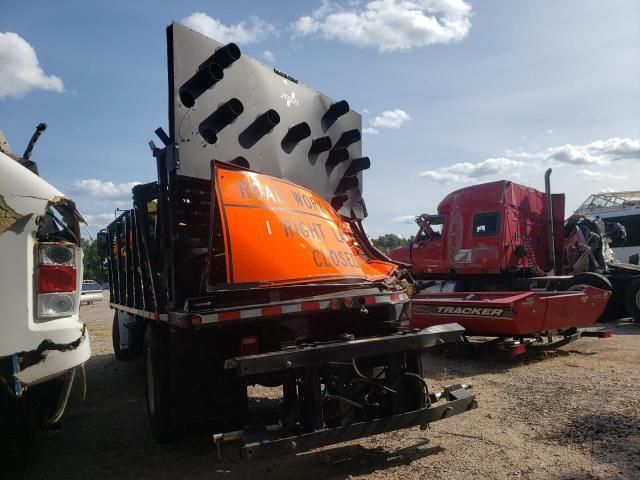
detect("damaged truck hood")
[0,150,83,234]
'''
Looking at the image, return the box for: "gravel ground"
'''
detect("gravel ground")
[8,298,640,480]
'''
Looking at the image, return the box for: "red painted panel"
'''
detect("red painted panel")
[410,287,610,336]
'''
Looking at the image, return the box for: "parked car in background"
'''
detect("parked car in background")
[80,280,104,305]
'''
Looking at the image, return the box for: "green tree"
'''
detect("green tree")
[81,239,107,283]
[371,233,411,252]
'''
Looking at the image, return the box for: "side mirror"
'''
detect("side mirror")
[96,233,107,256]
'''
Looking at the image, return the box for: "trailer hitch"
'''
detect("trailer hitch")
[212,383,475,461]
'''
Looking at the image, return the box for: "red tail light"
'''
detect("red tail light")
[240,336,259,356]
[36,242,78,319]
[190,314,203,328]
[38,266,77,293]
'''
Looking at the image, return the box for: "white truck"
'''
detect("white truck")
[0,126,90,446]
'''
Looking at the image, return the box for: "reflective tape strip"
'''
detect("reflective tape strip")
[262,306,283,317]
[282,304,302,314]
[110,303,168,321]
[199,293,408,325]
[302,301,321,311]
[219,311,241,322]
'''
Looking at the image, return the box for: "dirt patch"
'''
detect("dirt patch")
[7,301,640,480]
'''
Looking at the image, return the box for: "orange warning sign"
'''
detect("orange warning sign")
[213,162,396,286]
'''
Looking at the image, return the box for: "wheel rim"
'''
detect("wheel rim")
[636,288,640,309]
[146,348,155,415]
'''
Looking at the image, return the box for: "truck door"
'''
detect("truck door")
[412,216,445,273]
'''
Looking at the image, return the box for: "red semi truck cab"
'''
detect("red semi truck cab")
[390,180,565,278]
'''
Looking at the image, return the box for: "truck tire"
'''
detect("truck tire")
[0,388,35,460]
[565,272,613,292]
[565,272,616,321]
[623,278,640,323]
[112,311,131,361]
[171,332,248,431]
[144,324,173,441]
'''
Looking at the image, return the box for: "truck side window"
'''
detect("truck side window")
[473,212,500,237]
[416,228,430,242]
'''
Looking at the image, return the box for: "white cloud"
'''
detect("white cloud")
[524,137,640,166]
[181,12,276,44]
[393,214,416,224]
[70,179,140,199]
[362,127,379,135]
[83,212,116,228]
[291,0,472,53]
[263,50,276,63]
[369,109,411,129]
[0,32,64,98]
[546,129,554,135]
[420,157,523,184]
[420,136,640,185]
[576,169,625,181]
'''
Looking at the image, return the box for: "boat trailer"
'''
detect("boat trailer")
[410,287,613,356]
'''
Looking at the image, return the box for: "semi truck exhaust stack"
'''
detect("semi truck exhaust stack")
[545,168,556,275]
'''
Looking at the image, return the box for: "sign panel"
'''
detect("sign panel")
[169,22,367,219]
[214,163,395,286]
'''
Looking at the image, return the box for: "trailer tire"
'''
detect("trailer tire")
[145,324,173,441]
[112,311,131,361]
[565,272,612,292]
[565,272,615,321]
[623,278,640,323]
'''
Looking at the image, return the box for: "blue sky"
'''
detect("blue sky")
[1,0,639,238]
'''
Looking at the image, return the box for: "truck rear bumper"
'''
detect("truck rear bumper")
[224,323,466,376]
[216,384,476,460]
[14,326,91,386]
[215,323,475,459]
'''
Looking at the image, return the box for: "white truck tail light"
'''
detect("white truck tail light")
[36,242,79,320]
[39,243,75,265]
[38,293,76,318]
